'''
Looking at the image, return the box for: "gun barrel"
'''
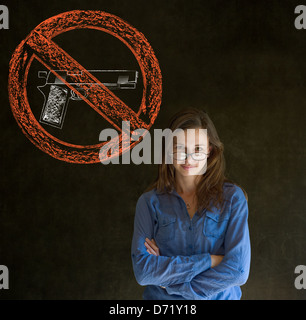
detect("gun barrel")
[42,70,138,88]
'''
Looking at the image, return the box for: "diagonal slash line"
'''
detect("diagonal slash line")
[26,30,149,133]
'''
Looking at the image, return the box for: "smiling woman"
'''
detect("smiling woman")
[131,107,251,300]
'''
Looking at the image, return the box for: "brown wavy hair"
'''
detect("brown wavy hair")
[146,108,248,212]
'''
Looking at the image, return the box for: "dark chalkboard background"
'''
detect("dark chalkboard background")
[1,0,305,300]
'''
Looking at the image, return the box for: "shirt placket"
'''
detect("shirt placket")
[172,190,196,255]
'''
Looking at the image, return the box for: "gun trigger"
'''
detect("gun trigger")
[70,90,77,99]
[70,88,87,100]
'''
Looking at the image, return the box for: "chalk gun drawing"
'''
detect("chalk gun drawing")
[37,70,139,129]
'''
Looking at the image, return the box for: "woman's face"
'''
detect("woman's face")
[172,128,211,177]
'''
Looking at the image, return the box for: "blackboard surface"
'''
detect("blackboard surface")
[1,0,305,300]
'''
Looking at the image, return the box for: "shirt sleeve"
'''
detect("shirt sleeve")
[131,193,212,287]
[165,189,251,299]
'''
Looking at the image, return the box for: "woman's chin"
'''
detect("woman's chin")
[178,166,199,176]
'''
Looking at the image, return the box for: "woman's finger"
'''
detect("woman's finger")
[145,238,160,256]
[146,238,159,252]
[146,246,157,256]
[150,239,160,254]
[144,241,157,255]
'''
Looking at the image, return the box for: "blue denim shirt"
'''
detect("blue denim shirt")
[131,182,251,300]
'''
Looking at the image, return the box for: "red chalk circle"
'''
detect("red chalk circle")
[8,10,162,164]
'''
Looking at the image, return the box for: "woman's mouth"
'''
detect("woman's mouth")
[181,165,196,170]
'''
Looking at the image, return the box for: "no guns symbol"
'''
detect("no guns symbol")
[8,10,162,164]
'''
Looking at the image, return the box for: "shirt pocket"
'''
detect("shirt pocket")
[156,215,176,242]
[203,211,230,238]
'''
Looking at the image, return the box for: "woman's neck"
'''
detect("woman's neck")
[175,174,199,195]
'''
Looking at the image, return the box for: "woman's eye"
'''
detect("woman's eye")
[194,147,203,152]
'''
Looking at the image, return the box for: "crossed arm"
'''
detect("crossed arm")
[131,195,217,288]
[145,238,224,268]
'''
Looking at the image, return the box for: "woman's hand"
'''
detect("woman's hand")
[144,238,160,256]
[210,255,224,268]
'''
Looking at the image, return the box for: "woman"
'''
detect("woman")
[131,108,251,300]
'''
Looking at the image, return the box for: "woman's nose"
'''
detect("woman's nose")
[185,154,194,164]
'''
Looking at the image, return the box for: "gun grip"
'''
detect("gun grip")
[39,85,70,129]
